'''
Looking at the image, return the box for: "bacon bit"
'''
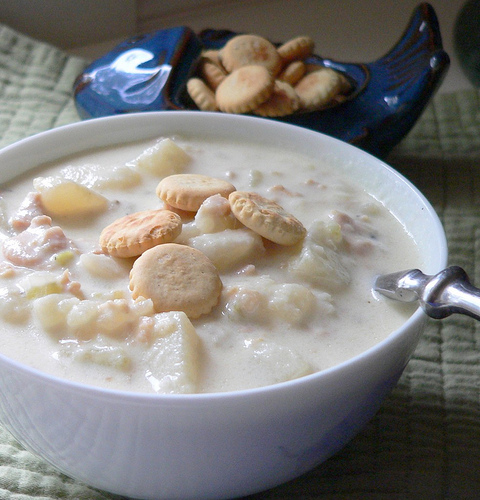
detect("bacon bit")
[237,264,257,276]
[2,216,71,267]
[136,316,155,343]
[268,184,301,197]
[305,179,327,189]
[66,281,83,299]
[331,210,378,256]
[0,261,17,278]
[58,270,84,299]
[9,192,44,231]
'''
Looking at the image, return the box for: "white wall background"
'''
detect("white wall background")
[0,0,472,93]
[0,0,136,48]
[133,0,470,93]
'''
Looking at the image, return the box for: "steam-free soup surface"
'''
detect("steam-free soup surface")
[0,135,420,393]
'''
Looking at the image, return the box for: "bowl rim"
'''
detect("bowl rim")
[0,111,448,402]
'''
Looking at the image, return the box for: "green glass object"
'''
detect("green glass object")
[455,0,480,86]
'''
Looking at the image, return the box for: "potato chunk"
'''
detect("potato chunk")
[61,336,132,371]
[195,194,238,233]
[0,286,30,323]
[58,164,141,190]
[34,178,108,218]
[269,283,316,325]
[132,138,191,176]
[141,311,199,394]
[245,339,313,385]
[79,252,129,280]
[32,293,81,332]
[189,228,264,271]
[289,220,351,290]
[225,276,323,325]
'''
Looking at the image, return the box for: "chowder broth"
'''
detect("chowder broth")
[0,135,420,393]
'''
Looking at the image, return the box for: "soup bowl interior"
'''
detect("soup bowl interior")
[0,112,447,500]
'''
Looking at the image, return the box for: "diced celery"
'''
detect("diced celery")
[54,250,75,266]
[26,282,63,299]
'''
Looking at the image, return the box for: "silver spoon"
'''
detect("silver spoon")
[374,266,480,321]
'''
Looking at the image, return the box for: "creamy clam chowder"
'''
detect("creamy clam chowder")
[0,135,420,394]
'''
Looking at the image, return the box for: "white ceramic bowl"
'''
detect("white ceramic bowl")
[0,112,447,500]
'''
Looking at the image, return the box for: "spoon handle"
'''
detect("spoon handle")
[422,266,480,320]
[375,266,480,321]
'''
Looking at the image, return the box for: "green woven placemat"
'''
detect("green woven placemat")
[393,89,480,159]
[1,22,480,500]
[0,24,124,500]
[0,25,83,150]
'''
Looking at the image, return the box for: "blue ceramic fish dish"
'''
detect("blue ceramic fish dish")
[73,3,449,157]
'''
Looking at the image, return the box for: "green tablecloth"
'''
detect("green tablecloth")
[1,23,480,500]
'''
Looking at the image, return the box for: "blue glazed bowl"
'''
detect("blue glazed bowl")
[73,3,449,157]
